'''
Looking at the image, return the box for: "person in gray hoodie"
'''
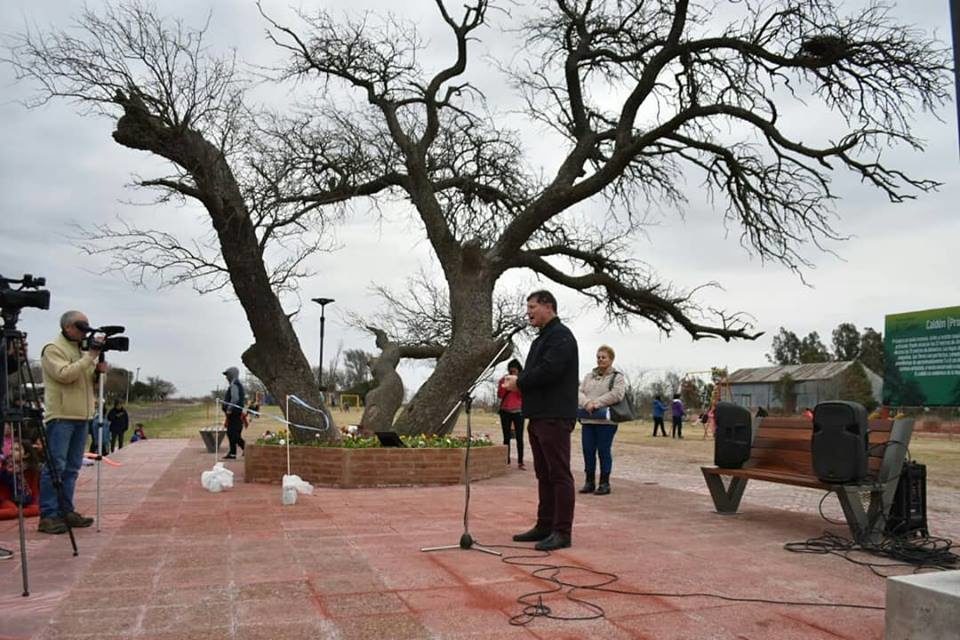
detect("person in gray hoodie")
[221,366,246,459]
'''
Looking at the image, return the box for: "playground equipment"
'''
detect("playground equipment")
[679,370,732,438]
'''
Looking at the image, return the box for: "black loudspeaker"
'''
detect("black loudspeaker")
[811,401,869,483]
[714,402,753,468]
[375,431,406,448]
[886,461,928,537]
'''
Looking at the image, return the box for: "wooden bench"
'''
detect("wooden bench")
[701,416,914,543]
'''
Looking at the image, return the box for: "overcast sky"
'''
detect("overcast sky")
[1,0,957,400]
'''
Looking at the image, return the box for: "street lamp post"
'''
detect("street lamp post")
[311,297,335,394]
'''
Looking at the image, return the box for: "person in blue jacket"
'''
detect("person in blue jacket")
[652,395,667,437]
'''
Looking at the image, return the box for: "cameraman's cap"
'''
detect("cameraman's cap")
[222,366,239,378]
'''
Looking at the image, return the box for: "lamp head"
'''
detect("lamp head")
[312,297,335,306]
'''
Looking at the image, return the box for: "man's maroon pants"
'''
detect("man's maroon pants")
[528,418,576,536]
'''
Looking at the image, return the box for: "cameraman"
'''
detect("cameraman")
[37,311,104,534]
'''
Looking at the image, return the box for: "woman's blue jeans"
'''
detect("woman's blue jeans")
[581,423,618,475]
[39,419,89,518]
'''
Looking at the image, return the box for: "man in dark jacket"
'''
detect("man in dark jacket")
[502,290,579,550]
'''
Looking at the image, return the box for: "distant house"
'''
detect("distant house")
[726,361,882,411]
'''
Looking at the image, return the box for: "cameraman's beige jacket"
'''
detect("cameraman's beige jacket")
[41,333,98,423]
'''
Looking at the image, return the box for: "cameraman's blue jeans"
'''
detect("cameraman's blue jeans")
[581,423,618,476]
[39,419,89,519]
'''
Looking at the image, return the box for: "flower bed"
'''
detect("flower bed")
[244,435,509,487]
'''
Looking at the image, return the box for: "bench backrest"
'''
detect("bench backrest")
[747,416,895,479]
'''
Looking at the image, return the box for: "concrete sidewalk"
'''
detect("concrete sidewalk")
[1,438,900,639]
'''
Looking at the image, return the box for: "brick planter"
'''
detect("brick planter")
[244,444,509,488]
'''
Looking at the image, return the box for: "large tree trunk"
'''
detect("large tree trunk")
[393,259,504,436]
[112,94,337,441]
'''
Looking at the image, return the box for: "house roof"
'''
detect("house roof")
[727,361,858,384]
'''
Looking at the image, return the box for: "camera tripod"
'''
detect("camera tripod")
[2,316,79,597]
[421,325,526,557]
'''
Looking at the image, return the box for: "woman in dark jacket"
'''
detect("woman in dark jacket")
[107,400,129,452]
[496,359,526,469]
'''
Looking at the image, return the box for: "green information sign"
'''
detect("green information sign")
[884,305,960,406]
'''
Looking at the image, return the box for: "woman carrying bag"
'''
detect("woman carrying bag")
[577,345,626,495]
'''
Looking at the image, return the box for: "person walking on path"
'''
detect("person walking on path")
[577,345,626,495]
[497,358,526,469]
[107,400,129,452]
[502,290,579,551]
[652,395,667,437]
[221,366,246,459]
[671,393,685,439]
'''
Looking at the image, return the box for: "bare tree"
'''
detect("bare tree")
[349,269,528,361]
[8,1,951,436]
[6,3,343,439]
[257,0,949,433]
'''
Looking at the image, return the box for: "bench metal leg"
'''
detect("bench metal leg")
[835,486,885,544]
[702,471,748,514]
[835,487,868,541]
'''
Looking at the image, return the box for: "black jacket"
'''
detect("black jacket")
[107,408,129,433]
[517,317,579,420]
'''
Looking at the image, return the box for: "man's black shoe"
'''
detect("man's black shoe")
[594,483,611,495]
[534,532,571,551]
[512,526,551,542]
[578,482,595,494]
[0,547,13,560]
[222,454,237,459]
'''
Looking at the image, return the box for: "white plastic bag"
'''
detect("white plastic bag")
[217,463,235,489]
[281,485,298,505]
[201,462,235,492]
[282,474,314,495]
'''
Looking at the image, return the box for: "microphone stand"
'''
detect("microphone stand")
[421,325,525,557]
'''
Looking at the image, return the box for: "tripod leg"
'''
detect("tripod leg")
[10,425,30,596]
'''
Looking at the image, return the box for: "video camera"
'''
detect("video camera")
[76,323,130,353]
[0,274,50,314]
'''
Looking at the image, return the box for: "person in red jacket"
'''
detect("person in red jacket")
[497,358,526,469]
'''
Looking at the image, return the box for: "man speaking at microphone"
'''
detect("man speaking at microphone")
[38,311,106,534]
[502,290,579,550]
